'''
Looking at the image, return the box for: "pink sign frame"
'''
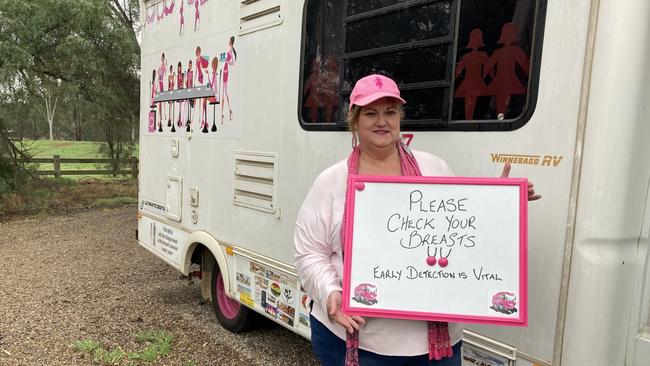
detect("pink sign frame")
[341,175,528,326]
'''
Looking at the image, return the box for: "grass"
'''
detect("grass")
[24,140,107,159]
[71,331,187,366]
[96,196,139,208]
[21,140,139,181]
[0,140,139,216]
[0,177,137,216]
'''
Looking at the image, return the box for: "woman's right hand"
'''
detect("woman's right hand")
[326,291,366,334]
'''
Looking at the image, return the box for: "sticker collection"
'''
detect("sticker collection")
[234,261,312,329]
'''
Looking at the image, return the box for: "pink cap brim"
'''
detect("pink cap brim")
[350,93,406,111]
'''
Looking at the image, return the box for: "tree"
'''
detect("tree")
[0,0,141,148]
[37,76,63,141]
[0,118,32,195]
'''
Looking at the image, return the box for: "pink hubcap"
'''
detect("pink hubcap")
[216,272,240,319]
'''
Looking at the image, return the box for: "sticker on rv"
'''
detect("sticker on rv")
[236,272,251,286]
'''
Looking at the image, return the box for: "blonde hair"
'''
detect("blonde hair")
[346,102,405,134]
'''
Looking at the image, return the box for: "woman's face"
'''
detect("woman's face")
[356,97,401,150]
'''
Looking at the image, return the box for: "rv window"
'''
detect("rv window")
[299,0,545,131]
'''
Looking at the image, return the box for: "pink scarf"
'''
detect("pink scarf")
[340,141,453,365]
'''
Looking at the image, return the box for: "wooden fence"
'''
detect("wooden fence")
[30,155,139,178]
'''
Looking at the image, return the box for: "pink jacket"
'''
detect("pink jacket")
[294,150,462,356]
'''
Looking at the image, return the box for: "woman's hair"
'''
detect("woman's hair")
[229,36,237,60]
[346,101,405,133]
[152,69,156,83]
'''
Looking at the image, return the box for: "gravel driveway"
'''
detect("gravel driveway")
[0,206,318,365]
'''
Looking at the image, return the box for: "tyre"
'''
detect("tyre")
[210,261,257,333]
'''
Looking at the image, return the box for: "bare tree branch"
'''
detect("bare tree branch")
[109,0,132,29]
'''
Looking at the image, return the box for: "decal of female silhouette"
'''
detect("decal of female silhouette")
[158,53,167,127]
[146,6,156,25]
[484,22,530,118]
[302,52,339,123]
[186,60,194,130]
[194,0,200,31]
[454,28,489,120]
[179,0,185,36]
[176,61,185,130]
[207,57,220,132]
[149,69,158,132]
[163,0,175,16]
[167,65,175,128]
[221,36,237,124]
[195,46,210,133]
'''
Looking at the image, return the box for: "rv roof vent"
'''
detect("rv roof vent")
[233,151,278,213]
[239,0,284,35]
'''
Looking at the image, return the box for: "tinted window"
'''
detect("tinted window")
[300,0,545,131]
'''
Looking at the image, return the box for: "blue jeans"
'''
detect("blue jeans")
[310,315,461,366]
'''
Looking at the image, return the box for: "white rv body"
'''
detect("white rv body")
[137,1,650,365]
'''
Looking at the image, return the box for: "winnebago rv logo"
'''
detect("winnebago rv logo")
[140,200,167,214]
[491,153,563,167]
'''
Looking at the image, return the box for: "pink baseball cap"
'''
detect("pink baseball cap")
[349,74,406,111]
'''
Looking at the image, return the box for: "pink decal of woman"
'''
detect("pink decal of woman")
[177,62,185,131]
[221,36,237,124]
[158,53,167,127]
[194,0,200,31]
[179,0,185,36]
[195,46,210,133]
[149,69,158,133]
[207,57,220,132]
[453,28,489,120]
[186,60,194,130]
[484,23,530,118]
[168,65,175,128]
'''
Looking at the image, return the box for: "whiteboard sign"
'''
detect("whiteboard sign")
[341,175,528,326]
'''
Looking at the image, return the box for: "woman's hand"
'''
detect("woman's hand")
[326,291,366,334]
[500,162,542,201]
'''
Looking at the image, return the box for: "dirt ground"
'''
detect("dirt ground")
[0,206,318,365]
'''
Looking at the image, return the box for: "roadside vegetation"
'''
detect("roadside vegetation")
[0,139,138,217]
[71,331,196,366]
[0,0,141,218]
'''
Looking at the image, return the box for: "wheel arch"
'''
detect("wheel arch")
[182,231,231,298]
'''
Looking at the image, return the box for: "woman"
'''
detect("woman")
[221,36,237,124]
[186,60,194,129]
[454,28,489,120]
[294,74,540,366]
[167,64,175,128]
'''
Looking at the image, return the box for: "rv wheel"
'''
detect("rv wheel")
[211,262,256,332]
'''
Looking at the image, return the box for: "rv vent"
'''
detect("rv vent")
[233,151,277,213]
[239,0,284,35]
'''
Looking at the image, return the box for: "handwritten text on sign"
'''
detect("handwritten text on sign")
[342,176,528,326]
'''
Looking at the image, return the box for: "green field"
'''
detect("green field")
[23,140,138,179]
[25,140,138,158]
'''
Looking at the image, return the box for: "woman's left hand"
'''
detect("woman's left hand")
[501,162,542,201]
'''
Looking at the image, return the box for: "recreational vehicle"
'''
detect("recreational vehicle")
[137,1,650,365]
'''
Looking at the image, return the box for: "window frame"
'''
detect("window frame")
[298,0,548,132]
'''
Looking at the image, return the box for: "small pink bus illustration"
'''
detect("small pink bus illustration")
[353,283,378,306]
[491,291,517,314]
